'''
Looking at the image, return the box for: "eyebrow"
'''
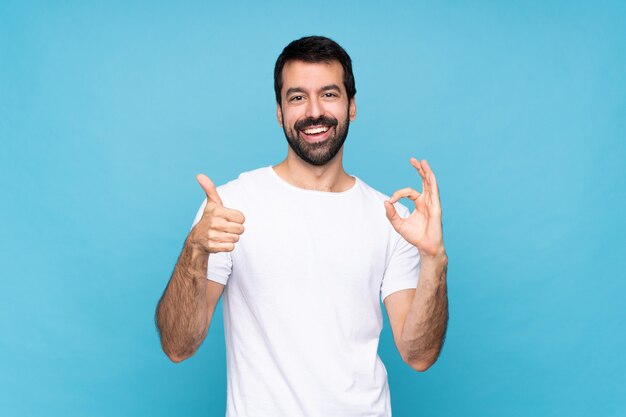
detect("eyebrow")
[285,84,342,97]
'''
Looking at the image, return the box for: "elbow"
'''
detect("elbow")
[406,358,435,372]
[157,328,198,364]
[166,352,187,363]
[402,350,439,372]
[162,344,194,364]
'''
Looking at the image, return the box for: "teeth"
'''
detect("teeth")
[303,126,329,135]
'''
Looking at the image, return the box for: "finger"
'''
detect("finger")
[196,174,223,206]
[409,157,430,195]
[384,200,403,230]
[409,157,427,182]
[214,218,245,234]
[388,187,421,204]
[409,156,420,171]
[210,242,236,253]
[421,159,436,182]
[222,207,245,224]
[420,159,440,201]
[210,231,241,244]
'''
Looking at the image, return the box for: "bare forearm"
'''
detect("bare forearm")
[400,253,448,370]
[155,238,209,361]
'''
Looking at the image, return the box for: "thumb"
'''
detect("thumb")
[196,174,223,206]
[384,200,402,230]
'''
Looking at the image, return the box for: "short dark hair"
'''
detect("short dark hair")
[274,36,356,105]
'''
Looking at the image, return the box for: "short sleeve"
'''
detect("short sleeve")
[380,204,421,303]
[190,199,233,285]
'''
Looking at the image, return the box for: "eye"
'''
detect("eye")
[289,95,304,102]
[323,92,338,98]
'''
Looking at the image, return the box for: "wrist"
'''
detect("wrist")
[419,249,448,278]
[185,233,210,265]
[419,246,447,266]
[418,251,448,289]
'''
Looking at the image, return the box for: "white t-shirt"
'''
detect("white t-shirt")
[191,166,420,417]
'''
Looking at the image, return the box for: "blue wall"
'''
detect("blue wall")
[1,1,624,416]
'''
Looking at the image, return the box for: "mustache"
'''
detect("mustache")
[295,115,338,131]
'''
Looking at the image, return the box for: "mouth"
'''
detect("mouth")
[299,125,332,143]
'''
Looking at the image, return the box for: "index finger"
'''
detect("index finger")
[389,187,421,204]
[222,207,246,224]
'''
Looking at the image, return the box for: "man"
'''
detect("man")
[156,36,448,417]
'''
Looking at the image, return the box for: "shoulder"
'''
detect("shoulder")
[216,166,270,192]
[191,166,269,227]
[356,176,411,217]
[214,166,272,207]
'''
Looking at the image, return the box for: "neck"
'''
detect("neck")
[273,147,354,192]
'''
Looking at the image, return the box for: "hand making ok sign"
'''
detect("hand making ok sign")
[384,158,445,259]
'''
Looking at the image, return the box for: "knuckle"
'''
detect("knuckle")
[209,242,226,253]
[212,217,226,229]
[205,202,218,214]
[233,210,245,223]
[203,213,217,228]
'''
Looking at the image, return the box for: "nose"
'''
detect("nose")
[305,96,323,119]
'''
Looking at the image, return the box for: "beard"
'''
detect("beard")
[280,111,350,166]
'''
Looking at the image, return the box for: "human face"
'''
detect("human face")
[276,60,356,166]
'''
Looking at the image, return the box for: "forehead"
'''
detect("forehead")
[281,60,345,92]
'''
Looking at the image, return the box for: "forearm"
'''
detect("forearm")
[155,237,210,362]
[399,253,448,370]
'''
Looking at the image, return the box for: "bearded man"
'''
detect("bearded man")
[156,35,449,417]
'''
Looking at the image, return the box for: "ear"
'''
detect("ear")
[276,103,283,127]
[349,97,357,121]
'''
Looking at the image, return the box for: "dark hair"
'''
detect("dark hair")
[274,36,356,105]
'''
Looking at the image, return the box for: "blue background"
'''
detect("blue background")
[1,1,625,416]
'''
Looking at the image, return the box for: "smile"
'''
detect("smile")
[299,125,333,143]
[302,126,330,135]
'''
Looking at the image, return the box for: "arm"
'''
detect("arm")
[384,254,448,371]
[384,158,448,371]
[155,242,224,363]
[155,174,245,363]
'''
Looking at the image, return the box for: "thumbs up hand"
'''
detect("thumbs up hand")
[189,174,246,254]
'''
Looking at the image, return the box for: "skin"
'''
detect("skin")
[155,59,448,372]
[155,176,243,362]
[384,158,448,371]
[273,60,357,191]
